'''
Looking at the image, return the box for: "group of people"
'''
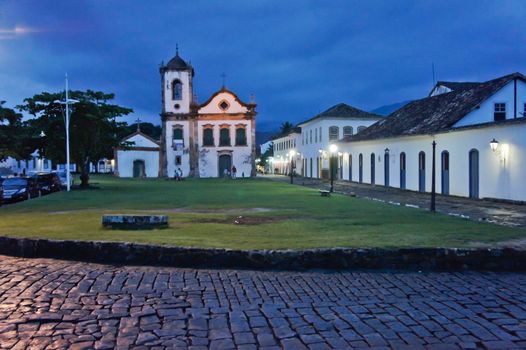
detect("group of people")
[223,165,237,179]
[174,165,241,180]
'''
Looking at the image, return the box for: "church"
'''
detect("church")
[115,50,257,178]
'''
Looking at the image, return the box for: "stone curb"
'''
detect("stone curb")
[0,236,525,271]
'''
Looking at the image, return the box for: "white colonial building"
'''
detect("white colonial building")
[337,72,526,201]
[115,50,257,178]
[296,103,382,179]
[271,128,301,175]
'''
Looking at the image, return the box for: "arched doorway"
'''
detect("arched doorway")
[441,151,449,195]
[218,154,232,177]
[133,160,145,178]
[384,152,389,187]
[400,152,406,189]
[359,154,363,183]
[418,151,425,192]
[469,149,479,198]
[370,153,375,185]
[348,154,352,181]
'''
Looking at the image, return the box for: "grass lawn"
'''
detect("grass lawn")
[0,175,524,249]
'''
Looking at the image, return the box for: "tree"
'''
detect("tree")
[18,90,132,188]
[279,121,294,135]
[0,101,32,161]
[122,122,162,140]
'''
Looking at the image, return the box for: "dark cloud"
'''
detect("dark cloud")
[1,0,525,130]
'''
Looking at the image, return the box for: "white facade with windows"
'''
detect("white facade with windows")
[338,72,526,201]
[297,104,382,179]
[271,131,301,175]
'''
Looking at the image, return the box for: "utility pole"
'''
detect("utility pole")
[431,140,436,212]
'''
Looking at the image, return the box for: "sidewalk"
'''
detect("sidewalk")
[260,174,526,229]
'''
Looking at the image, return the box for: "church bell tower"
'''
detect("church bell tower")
[160,46,194,115]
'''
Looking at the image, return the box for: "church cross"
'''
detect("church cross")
[135,118,142,132]
[221,72,227,88]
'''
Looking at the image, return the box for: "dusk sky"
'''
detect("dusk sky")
[1,1,525,131]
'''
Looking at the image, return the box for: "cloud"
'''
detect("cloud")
[0,0,525,130]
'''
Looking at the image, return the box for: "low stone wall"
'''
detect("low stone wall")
[0,236,524,271]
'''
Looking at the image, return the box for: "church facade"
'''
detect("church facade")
[116,51,257,178]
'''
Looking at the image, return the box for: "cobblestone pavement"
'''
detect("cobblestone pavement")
[1,256,526,349]
[261,175,526,230]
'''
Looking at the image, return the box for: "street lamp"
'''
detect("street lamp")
[54,74,79,191]
[39,131,46,171]
[329,144,338,192]
[289,150,296,184]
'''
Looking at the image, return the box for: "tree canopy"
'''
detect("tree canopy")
[18,90,132,187]
[0,101,32,161]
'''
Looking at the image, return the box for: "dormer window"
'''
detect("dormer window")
[494,103,506,121]
[172,80,182,100]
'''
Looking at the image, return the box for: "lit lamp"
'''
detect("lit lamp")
[490,139,499,152]
[329,144,338,192]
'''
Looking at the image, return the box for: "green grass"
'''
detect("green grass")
[0,175,524,249]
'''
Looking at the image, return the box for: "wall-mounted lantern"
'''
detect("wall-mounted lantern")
[490,139,499,152]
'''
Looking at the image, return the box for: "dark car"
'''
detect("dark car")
[31,172,61,195]
[1,177,41,203]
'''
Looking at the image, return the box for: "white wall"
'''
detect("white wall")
[117,149,159,178]
[198,91,248,114]
[163,70,192,114]
[196,120,253,178]
[165,120,191,178]
[299,118,380,178]
[454,79,526,127]
[338,121,526,201]
[271,133,301,175]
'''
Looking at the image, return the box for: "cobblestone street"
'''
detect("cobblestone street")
[262,175,526,230]
[0,256,525,349]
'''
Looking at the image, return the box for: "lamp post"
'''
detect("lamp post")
[39,131,46,171]
[329,144,338,192]
[289,150,296,184]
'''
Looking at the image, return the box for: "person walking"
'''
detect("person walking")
[231,165,237,179]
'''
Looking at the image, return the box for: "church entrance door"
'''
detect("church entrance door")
[218,154,232,177]
[133,160,145,178]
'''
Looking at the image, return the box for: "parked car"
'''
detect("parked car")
[1,177,41,202]
[30,172,61,195]
[53,171,73,189]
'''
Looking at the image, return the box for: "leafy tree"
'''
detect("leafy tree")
[122,122,162,140]
[0,101,32,161]
[279,121,294,135]
[18,90,132,187]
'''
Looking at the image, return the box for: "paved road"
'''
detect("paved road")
[261,174,526,230]
[0,256,526,349]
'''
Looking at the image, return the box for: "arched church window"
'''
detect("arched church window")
[219,126,231,146]
[235,126,247,146]
[172,80,182,100]
[203,126,214,146]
